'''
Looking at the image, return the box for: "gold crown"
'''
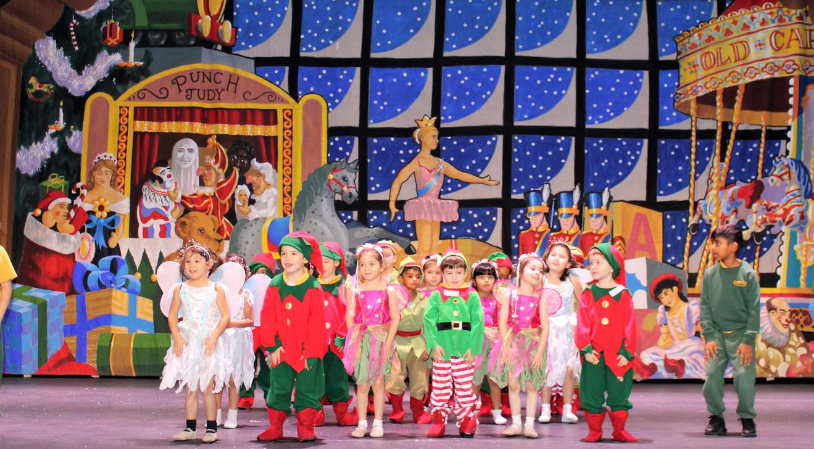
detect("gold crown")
[415,115,437,129]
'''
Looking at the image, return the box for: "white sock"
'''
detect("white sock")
[525,417,535,427]
[563,404,573,414]
[541,403,551,412]
[512,415,522,426]
[227,409,238,418]
[357,420,368,428]
[492,410,503,419]
[372,419,383,428]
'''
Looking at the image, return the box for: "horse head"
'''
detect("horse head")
[768,155,791,187]
[327,158,359,204]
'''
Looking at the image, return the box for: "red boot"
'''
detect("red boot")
[410,396,432,424]
[478,390,493,417]
[501,392,511,417]
[609,410,638,442]
[313,408,325,427]
[426,410,447,438]
[582,411,607,443]
[367,394,375,415]
[257,408,287,441]
[296,408,318,442]
[332,399,359,426]
[238,396,254,410]
[459,415,477,438]
[389,393,407,423]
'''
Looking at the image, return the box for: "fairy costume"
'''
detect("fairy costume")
[473,291,501,384]
[544,276,580,387]
[490,289,547,391]
[160,282,232,393]
[341,281,395,385]
[223,289,256,390]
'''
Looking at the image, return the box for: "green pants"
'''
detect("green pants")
[703,329,757,419]
[240,349,271,399]
[324,350,352,403]
[266,357,325,413]
[579,354,633,414]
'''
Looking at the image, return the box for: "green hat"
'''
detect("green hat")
[440,249,469,270]
[488,252,513,269]
[320,241,348,277]
[279,232,325,276]
[589,243,624,284]
[249,252,275,275]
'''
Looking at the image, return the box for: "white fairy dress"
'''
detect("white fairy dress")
[544,276,581,387]
[160,281,232,393]
[223,289,256,390]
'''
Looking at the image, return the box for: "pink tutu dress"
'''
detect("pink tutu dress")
[403,161,459,223]
[490,291,547,391]
[342,289,394,385]
[473,293,501,383]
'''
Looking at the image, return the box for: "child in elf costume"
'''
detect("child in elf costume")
[420,254,442,296]
[316,241,358,427]
[238,253,276,410]
[576,243,637,443]
[378,240,400,284]
[257,232,327,442]
[424,250,485,438]
[386,257,432,424]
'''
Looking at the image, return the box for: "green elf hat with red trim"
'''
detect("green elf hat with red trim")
[319,241,348,278]
[487,252,513,269]
[249,252,276,275]
[589,243,626,286]
[279,232,325,277]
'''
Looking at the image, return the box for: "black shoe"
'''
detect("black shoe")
[705,415,727,436]
[740,418,756,437]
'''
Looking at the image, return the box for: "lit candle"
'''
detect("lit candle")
[128,31,135,64]
[58,101,64,125]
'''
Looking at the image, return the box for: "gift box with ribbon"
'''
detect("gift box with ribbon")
[1,284,67,374]
[38,173,68,198]
[96,332,171,377]
[65,256,154,368]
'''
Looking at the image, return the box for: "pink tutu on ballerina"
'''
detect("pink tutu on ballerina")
[403,162,459,223]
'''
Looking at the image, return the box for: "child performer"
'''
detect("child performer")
[424,250,485,438]
[701,225,759,438]
[238,253,275,409]
[160,241,232,444]
[576,243,637,443]
[317,241,358,426]
[386,257,432,424]
[493,253,549,438]
[377,240,400,284]
[539,243,583,424]
[342,244,401,438]
[257,232,327,442]
[420,254,442,296]
[470,259,508,425]
[488,252,514,281]
[215,254,255,429]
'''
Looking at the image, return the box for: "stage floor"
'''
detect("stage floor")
[0,377,810,448]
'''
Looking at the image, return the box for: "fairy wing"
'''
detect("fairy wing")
[389,283,410,311]
[157,261,182,317]
[570,268,593,287]
[243,274,272,326]
[540,287,563,315]
[494,279,516,299]
[211,262,247,316]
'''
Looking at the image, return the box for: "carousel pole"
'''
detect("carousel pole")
[753,113,768,276]
[697,85,744,286]
[682,99,698,276]
[695,89,725,287]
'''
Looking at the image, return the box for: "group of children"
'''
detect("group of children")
[157,223,761,443]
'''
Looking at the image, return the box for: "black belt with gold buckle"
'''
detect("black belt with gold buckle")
[437,321,471,331]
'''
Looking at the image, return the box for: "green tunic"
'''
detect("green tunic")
[424,285,484,360]
[700,261,760,345]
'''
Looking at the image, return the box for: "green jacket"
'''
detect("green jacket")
[700,261,760,345]
[424,285,484,360]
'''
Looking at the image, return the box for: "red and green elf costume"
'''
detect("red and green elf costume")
[257,232,327,442]
[576,243,637,443]
[238,252,276,410]
[315,241,358,426]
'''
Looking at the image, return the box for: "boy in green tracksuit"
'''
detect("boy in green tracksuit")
[424,250,484,438]
[701,225,760,438]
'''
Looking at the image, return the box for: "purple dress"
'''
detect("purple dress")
[342,289,394,384]
[403,161,459,222]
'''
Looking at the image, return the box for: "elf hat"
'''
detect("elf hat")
[376,240,397,255]
[320,241,348,278]
[487,252,513,269]
[398,256,423,282]
[279,232,325,277]
[589,243,626,286]
[249,252,276,275]
[440,248,468,270]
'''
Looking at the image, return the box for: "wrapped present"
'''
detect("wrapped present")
[1,300,38,374]
[1,284,67,373]
[38,173,68,198]
[96,332,171,377]
[65,256,153,368]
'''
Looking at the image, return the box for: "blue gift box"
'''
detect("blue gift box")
[2,299,39,374]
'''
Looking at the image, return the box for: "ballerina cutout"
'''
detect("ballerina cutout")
[389,115,499,259]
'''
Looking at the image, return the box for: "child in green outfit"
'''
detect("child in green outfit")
[701,224,759,438]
